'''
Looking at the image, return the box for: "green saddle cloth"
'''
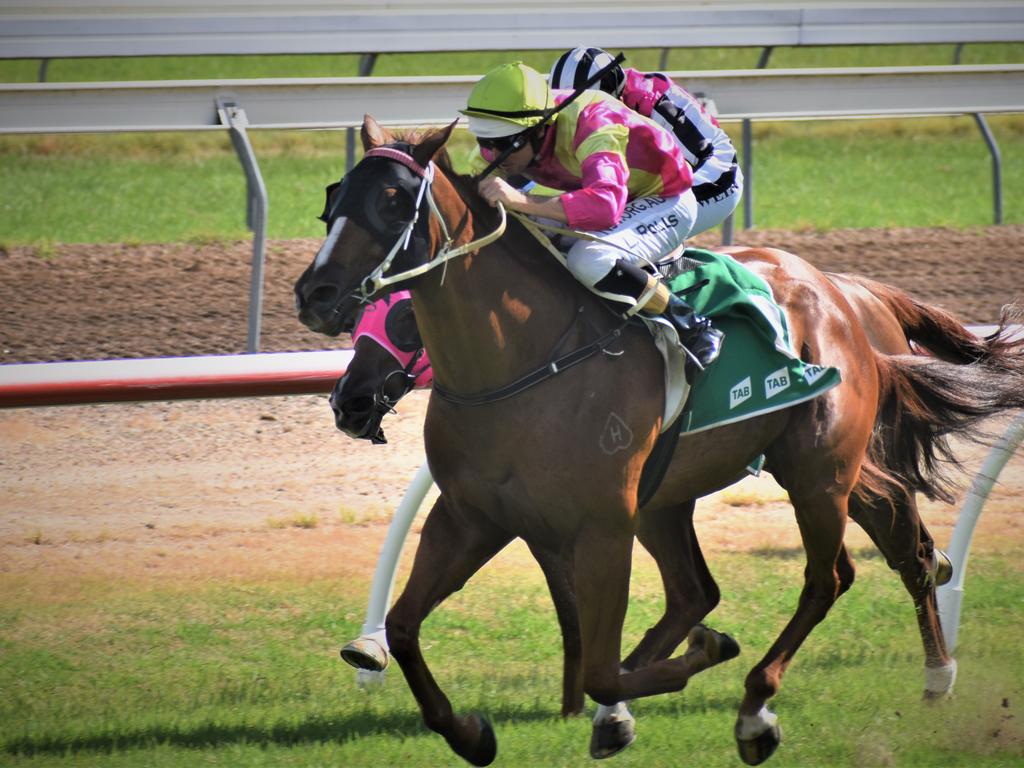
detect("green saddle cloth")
[667,248,842,435]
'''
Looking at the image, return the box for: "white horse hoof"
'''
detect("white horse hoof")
[923,659,957,700]
[590,709,636,759]
[341,635,389,672]
[735,708,781,766]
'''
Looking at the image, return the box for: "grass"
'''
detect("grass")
[2,114,1023,245]
[266,514,319,530]
[4,44,1023,83]
[1,544,1022,767]
[2,45,1024,245]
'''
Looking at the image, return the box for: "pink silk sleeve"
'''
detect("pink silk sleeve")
[558,151,629,231]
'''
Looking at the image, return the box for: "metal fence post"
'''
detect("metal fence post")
[937,413,1024,651]
[216,98,268,353]
[345,53,379,173]
[741,46,773,231]
[954,44,1003,224]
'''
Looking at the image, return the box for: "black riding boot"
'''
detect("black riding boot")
[594,258,724,382]
[665,293,724,380]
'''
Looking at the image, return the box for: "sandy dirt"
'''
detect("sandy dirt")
[1,226,1023,586]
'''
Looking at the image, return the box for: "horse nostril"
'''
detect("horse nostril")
[310,284,341,310]
[341,397,374,417]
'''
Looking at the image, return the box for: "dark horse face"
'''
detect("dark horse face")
[329,293,429,443]
[294,116,457,337]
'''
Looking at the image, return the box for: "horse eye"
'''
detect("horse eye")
[376,187,414,225]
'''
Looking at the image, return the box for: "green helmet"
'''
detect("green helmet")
[461,62,552,130]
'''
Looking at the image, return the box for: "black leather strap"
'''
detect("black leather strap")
[433,320,628,407]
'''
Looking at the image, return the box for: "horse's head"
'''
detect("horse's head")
[294,114,459,336]
[329,291,431,443]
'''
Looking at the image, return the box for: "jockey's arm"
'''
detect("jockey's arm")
[478,176,569,223]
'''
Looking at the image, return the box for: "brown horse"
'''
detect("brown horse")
[295,117,1024,765]
[329,264,970,755]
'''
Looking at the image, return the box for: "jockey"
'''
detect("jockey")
[462,61,723,380]
[549,47,742,237]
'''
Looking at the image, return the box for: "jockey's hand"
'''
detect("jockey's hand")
[478,177,528,210]
[477,178,570,224]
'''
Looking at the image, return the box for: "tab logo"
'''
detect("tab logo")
[730,377,752,409]
[803,364,827,385]
[764,367,790,399]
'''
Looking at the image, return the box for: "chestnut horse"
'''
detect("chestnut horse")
[295,117,1024,765]
[331,268,971,757]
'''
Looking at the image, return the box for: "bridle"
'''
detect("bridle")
[334,292,432,444]
[320,146,508,308]
[337,346,429,445]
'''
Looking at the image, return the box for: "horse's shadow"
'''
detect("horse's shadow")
[3,702,569,757]
[5,691,748,757]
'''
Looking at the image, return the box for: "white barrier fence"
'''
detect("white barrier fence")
[4,65,1024,133]
[5,2,1022,59]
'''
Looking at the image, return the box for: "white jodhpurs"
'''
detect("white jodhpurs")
[690,167,744,237]
[566,191,698,306]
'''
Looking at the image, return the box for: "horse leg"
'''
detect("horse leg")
[734,489,854,765]
[848,490,956,699]
[571,524,736,714]
[526,541,585,718]
[386,498,512,767]
[626,500,731,667]
[587,501,738,759]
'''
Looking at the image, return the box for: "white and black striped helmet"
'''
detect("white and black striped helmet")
[548,47,625,97]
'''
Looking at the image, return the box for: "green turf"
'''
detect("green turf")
[3,44,1023,82]
[2,114,1023,247]
[1,545,1021,767]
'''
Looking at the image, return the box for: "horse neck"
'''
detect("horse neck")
[410,168,588,394]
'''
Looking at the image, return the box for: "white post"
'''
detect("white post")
[937,413,1024,652]
[345,461,434,685]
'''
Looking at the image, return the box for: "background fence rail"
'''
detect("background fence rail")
[4,2,1022,59]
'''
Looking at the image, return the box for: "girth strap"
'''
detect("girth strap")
[433,319,628,407]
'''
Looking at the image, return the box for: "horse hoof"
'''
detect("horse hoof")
[932,549,953,587]
[460,713,497,767]
[340,636,389,672]
[923,659,957,701]
[735,722,781,766]
[589,713,636,759]
[687,623,741,665]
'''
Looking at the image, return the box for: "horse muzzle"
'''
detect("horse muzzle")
[330,382,389,444]
[295,282,362,337]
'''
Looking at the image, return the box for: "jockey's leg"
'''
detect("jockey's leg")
[687,166,744,238]
[565,192,722,381]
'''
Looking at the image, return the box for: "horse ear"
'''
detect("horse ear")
[411,119,459,168]
[361,114,390,151]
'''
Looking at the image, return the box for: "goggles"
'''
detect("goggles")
[476,132,528,156]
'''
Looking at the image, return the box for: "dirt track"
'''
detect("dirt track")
[1,226,1023,584]
[2,226,1022,364]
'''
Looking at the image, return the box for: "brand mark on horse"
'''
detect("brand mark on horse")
[599,412,634,455]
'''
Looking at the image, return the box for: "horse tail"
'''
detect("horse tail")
[859,305,1024,504]
[841,274,991,363]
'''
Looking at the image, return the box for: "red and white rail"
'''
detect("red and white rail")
[0,350,352,408]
